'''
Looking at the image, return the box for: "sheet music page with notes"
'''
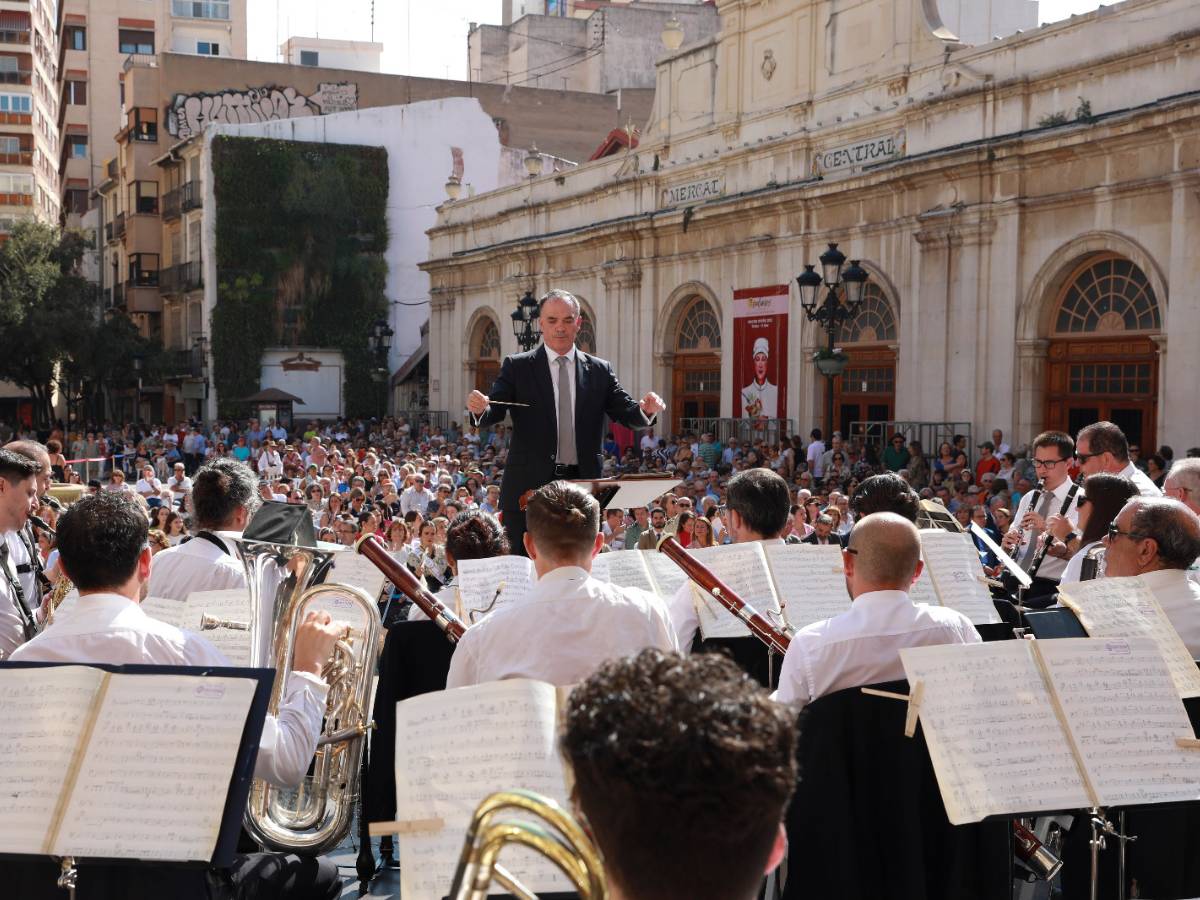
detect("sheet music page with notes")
[0,666,98,855]
[456,556,535,622]
[1058,576,1200,699]
[762,543,849,629]
[590,551,657,595]
[918,530,1001,625]
[394,679,571,900]
[1037,637,1200,808]
[688,543,782,639]
[139,595,193,631]
[644,550,688,597]
[184,589,253,666]
[908,564,940,608]
[329,550,387,602]
[899,641,1091,824]
[55,673,256,860]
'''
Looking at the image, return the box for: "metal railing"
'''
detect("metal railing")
[122,54,157,72]
[678,417,794,447]
[113,212,125,238]
[0,30,31,46]
[180,180,201,211]
[393,409,450,432]
[847,420,973,456]
[166,347,203,378]
[106,157,118,178]
[162,187,180,219]
[171,0,230,20]
[0,69,32,84]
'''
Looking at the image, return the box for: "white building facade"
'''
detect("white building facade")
[423,0,1200,455]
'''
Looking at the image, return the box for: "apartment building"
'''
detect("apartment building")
[55,0,247,226]
[0,0,58,232]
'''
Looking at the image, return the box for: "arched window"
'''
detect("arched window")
[578,311,596,354]
[836,284,897,344]
[476,320,500,359]
[1053,255,1160,335]
[676,297,721,352]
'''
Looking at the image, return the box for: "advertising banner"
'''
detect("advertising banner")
[732,285,789,419]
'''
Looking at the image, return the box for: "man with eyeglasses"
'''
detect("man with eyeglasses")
[1164,459,1200,589]
[1074,420,1161,497]
[1000,431,1081,605]
[1102,496,1200,656]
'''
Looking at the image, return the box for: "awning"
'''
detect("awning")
[240,387,305,404]
[390,331,429,387]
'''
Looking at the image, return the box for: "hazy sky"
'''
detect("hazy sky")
[247,1,1110,80]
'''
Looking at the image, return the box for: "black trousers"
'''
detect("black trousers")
[223,852,341,900]
[502,508,528,557]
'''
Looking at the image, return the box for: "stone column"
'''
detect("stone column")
[601,260,643,390]
[428,288,456,414]
[1162,169,1199,450]
[1014,338,1049,446]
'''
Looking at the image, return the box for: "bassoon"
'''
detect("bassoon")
[657,536,791,655]
[355,534,467,642]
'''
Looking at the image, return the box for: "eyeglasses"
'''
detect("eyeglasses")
[1033,458,1069,468]
[1106,523,1146,542]
[1077,496,1090,508]
[1074,452,1101,463]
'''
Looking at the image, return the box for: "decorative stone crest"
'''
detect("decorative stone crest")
[761,49,777,81]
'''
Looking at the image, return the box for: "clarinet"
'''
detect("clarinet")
[658,536,791,656]
[1027,478,1081,579]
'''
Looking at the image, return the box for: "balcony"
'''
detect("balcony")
[106,157,117,179]
[112,282,125,308]
[0,30,31,47]
[180,180,200,211]
[160,260,203,295]
[162,187,180,220]
[123,282,162,313]
[113,212,125,239]
[166,347,204,378]
[0,150,31,165]
[0,69,32,85]
[104,221,113,242]
[172,1,231,20]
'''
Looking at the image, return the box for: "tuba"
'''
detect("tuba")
[1080,543,1106,581]
[448,790,608,900]
[221,538,382,855]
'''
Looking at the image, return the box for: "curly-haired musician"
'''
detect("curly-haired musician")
[563,648,796,900]
[445,480,677,688]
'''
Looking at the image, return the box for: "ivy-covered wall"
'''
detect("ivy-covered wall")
[211,135,389,418]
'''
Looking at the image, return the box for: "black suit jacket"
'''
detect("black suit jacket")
[801,531,847,547]
[475,346,652,510]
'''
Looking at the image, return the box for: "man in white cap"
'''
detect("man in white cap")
[741,337,778,419]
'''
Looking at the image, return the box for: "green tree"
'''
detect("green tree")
[0,222,97,426]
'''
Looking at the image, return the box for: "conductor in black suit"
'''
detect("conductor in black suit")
[466,289,665,554]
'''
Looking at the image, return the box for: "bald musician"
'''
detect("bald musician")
[445,480,677,688]
[666,467,792,650]
[774,512,981,710]
[563,649,795,900]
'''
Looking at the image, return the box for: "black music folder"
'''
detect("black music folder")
[0,662,272,870]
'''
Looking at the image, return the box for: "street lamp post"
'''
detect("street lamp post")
[369,318,394,419]
[132,353,144,424]
[511,290,542,352]
[795,244,869,439]
[193,335,210,421]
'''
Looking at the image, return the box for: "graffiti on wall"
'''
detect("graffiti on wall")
[166,82,359,140]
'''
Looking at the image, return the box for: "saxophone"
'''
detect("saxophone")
[43,574,74,629]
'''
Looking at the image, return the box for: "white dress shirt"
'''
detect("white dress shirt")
[135,476,163,498]
[1009,477,1081,581]
[1140,568,1200,658]
[0,532,30,659]
[400,487,434,516]
[774,589,981,711]
[1120,461,1162,498]
[147,530,247,601]
[446,565,678,688]
[15,591,330,789]
[6,527,38,607]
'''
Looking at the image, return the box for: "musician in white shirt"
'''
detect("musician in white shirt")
[446,480,677,688]
[11,491,344,899]
[1163,459,1200,589]
[666,468,791,651]
[1075,420,1162,498]
[774,512,981,711]
[135,463,165,505]
[1000,431,1081,604]
[0,449,41,658]
[1101,496,1200,656]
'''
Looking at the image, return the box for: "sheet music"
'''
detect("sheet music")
[394,679,571,900]
[762,543,849,629]
[687,543,782,640]
[185,589,253,666]
[329,549,388,601]
[590,551,656,595]
[1058,576,1200,699]
[919,530,1001,625]
[899,642,1090,824]
[455,556,535,621]
[644,550,688,597]
[139,595,192,631]
[1039,638,1200,808]
[0,666,98,855]
[56,673,256,860]
[909,564,940,607]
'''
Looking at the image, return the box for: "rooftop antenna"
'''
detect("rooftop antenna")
[371,0,376,42]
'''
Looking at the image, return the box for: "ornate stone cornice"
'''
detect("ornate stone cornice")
[601,259,642,290]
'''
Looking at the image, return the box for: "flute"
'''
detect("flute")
[355,534,467,642]
[657,536,790,656]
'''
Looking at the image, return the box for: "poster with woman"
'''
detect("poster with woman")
[732,285,789,419]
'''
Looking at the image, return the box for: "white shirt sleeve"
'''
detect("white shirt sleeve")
[773,639,813,711]
[252,671,330,789]
[444,632,477,689]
